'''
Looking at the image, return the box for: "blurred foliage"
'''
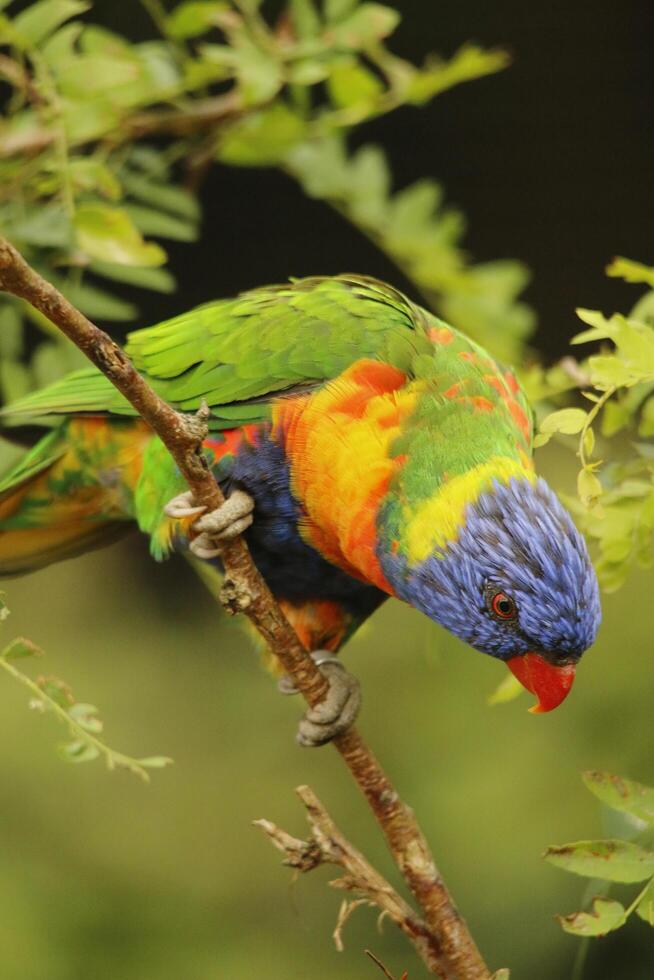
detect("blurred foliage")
[285,136,534,362]
[0,594,171,778]
[0,0,529,406]
[545,771,654,939]
[535,261,654,592]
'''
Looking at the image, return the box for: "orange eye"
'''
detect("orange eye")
[491,592,517,620]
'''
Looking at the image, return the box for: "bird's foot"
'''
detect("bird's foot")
[278,652,361,748]
[164,489,254,559]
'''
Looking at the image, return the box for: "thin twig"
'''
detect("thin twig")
[256,785,442,975]
[366,948,408,980]
[0,237,492,980]
[0,93,243,159]
[0,656,168,782]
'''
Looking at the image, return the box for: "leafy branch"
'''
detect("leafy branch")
[0,596,170,780]
[285,136,533,364]
[535,258,654,591]
[545,770,654,937]
[0,0,528,411]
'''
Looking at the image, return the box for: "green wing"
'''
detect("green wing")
[1,276,431,430]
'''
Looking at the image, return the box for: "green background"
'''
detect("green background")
[0,447,652,980]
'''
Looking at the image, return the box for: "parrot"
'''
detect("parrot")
[0,275,601,744]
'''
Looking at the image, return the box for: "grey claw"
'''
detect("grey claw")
[193,490,254,537]
[296,654,361,748]
[189,533,224,560]
[278,675,298,695]
[166,489,255,558]
[164,490,206,519]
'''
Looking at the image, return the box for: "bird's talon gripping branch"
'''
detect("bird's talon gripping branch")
[165,488,254,559]
[164,490,207,520]
[295,652,362,748]
[277,674,298,696]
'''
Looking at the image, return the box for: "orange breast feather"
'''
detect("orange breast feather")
[273,359,416,594]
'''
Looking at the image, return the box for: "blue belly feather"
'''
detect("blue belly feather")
[223,432,383,619]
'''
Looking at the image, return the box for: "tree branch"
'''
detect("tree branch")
[0,93,243,159]
[255,784,443,976]
[0,237,493,980]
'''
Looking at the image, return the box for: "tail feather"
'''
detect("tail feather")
[0,418,148,576]
[0,521,130,576]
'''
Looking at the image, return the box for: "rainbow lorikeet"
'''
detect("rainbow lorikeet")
[0,276,600,741]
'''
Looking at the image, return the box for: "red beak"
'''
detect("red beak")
[506,652,576,714]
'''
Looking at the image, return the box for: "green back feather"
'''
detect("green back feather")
[1,276,431,430]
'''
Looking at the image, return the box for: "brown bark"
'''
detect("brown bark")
[255,784,443,975]
[0,93,242,158]
[0,237,494,979]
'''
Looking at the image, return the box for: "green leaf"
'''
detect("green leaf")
[37,676,73,710]
[183,54,231,88]
[11,203,71,249]
[121,172,200,220]
[2,637,42,661]
[62,97,121,144]
[68,701,103,733]
[166,1,227,40]
[324,0,357,21]
[606,256,654,289]
[12,0,89,46]
[74,205,167,266]
[583,425,595,457]
[137,755,173,769]
[582,771,654,826]
[639,395,654,437]
[69,159,122,200]
[286,58,331,85]
[90,261,176,294]
[234,47,283,106]
[327,58,383,108]
[57,54,141,97]
[390,179,441,233]
[217,104,306,166]
[123,204,198,243]
[540,408,588,435]
[487,672,524,706]
[59,739,100,763]
[62,281,137,322]
[545,840,654,883]
[79,24,132,57]
[125,145,169,178]
[0,597,8,622]
[408,45,510,104]
[329,3,400,48]
[636,879,654,925]
[290,0,321,38]
[632,290,654,328]
[41,21,84,65]
[558,898,626,937]
[587,355,634,389]
[577,468,603,507]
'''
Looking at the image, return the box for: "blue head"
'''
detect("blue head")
[381,477,601,711]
